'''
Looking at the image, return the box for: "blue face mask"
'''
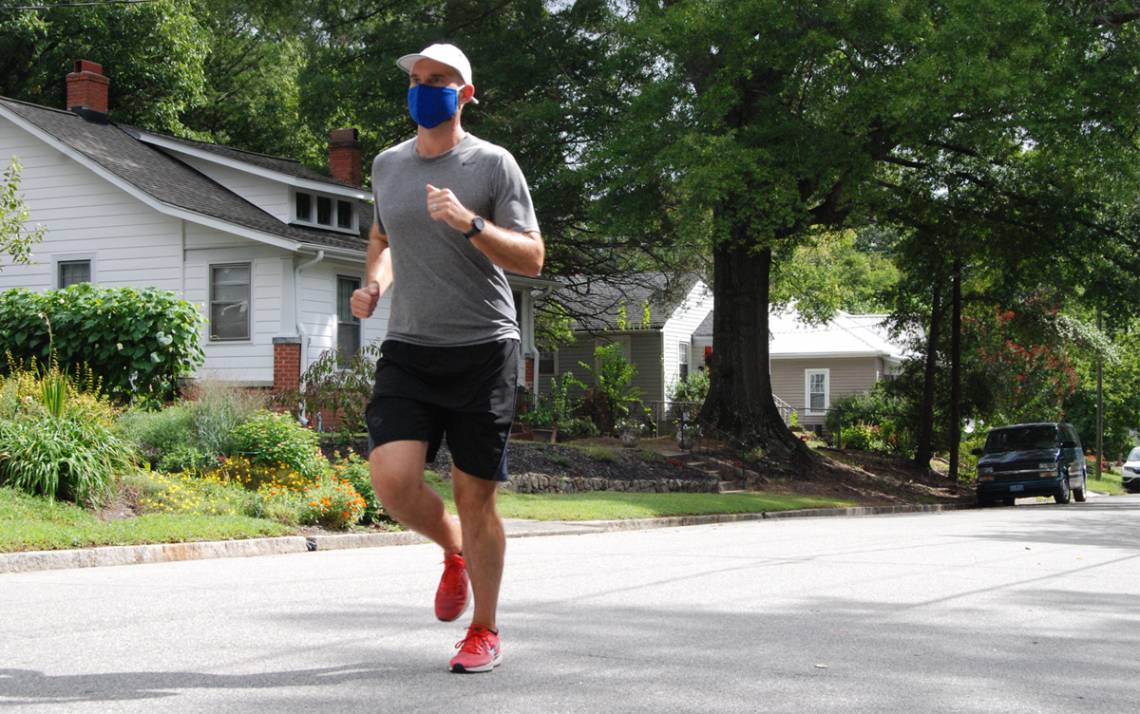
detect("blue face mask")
[407,84,459,128]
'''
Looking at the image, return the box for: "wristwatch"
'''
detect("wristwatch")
[463,215,485,239]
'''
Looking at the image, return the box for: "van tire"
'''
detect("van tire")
[1074,474,1086,502]
[1055,472,1072,504]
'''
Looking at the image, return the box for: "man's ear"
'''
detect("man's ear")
[460,83,477,106]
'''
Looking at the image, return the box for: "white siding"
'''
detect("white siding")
[299,259,389,370]
[661,281,714,400]
[184,226,292,384]
[172,154,292,223]
[0,115,182,292]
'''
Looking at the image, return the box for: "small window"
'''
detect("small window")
[539,351,555,376]
[316,196,333,226]
[336,200,354,229]
[295,192,312,222]
[678,341,690,381]
[210,263,251,341]
[336,276,361,366]
[805,369,829,414]
[58,260,91,288]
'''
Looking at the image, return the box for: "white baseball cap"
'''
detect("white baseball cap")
[397,43,479,103]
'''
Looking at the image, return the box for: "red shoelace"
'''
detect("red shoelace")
[455,626,497,654]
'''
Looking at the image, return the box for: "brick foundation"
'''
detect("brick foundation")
[273,337,302,393]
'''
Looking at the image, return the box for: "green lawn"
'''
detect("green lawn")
[1,475,857,554]
[424,472,855,521]
[1087,468,1125,496]
[0,487,289,553]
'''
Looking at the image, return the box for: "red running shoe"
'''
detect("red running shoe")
[434,553,469,622]
[449,625,502,673]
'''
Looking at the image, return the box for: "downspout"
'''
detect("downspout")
[294,250,325,376]
[532,285,556,394]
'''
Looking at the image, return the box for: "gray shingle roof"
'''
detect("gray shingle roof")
[0,97,369,254]
[549,273,706,331]
[138,130,358,189]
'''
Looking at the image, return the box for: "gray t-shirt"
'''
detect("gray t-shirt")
[371,134,540,347]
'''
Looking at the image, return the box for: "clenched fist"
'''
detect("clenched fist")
[351,282,381,319]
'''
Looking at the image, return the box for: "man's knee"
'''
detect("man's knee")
[369,444,426,517]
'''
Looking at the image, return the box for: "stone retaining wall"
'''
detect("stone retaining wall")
[508,473,719,494]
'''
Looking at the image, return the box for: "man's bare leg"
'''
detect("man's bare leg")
[451,467,505,630]
[370,441,462,553]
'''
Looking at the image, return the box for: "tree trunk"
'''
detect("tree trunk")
[914,280,944,469]
[948,257,963,483]
[700,240,810,462]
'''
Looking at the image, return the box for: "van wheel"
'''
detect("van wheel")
[1002,497,1016,507]
[1074,474,1086,502]
[1055,473,1072,504]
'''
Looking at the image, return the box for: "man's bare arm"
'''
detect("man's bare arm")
[426,184,545,277]
[351,223,393,319]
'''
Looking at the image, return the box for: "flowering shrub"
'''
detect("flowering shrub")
[299,475,367,529]
[128,469,261,517]
[229,411,325,479]
[207,454,315,492]
[329,452,386,524]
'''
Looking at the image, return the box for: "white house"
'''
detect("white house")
[0,60,553,393]
[540,273,714,404]
[693,306,911,429]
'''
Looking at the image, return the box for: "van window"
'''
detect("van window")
[984,425,1057,453]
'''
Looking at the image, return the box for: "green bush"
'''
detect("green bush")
[329,451,386,524]
[578,343,640,435]
[118,405,197,468]
[0,284,205,404]
[839,422,890,453]
[0,412,136,507]
[125,469,262,518]
[562,417,600,439]
[827,386,913,455]
[276,343,381,436]
[230,410,325,479]
[157,444,215,474]
[298,475,366,529]
[189,381,264,456]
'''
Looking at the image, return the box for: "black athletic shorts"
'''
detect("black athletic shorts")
[365,339,518,482]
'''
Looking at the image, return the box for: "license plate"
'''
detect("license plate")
[1009,485,1024,492]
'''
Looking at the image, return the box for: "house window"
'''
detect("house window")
[538,351,556,377]
[293,190,358,233]
[209,263,251,341]
[336,200,354,229]
[336,276,361,366]
[805,369,829,415]
[678,341,690,381]
[58,260,91,288]
[295,192,312,222]
[316,196,332,225]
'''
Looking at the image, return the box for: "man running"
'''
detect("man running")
[350,43,543,674]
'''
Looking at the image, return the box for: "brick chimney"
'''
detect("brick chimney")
[66,60,109,118]
[328,128,362,187]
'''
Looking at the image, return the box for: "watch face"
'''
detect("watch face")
[473,216,485,232]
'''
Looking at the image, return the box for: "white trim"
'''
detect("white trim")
[208,261,253,343]
[774,350,886,359]
[506,273,560,289]
[52,253,96,289]
[804,368,830,416]
[0,104,302,253]
[290,187,360,236]
[136,132,370,200]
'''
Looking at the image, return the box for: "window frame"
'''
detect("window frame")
[290,188,359,235]
[678,341,690,381]
[335,274,362,367]
[208,262,252,343]
[53,254,95,289]
[804,368,830,416]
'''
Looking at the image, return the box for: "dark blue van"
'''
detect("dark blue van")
[973,422,1087,506]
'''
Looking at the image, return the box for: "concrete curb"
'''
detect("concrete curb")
[0,502,974,575]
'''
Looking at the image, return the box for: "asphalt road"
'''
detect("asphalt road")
[2,496,1138,713]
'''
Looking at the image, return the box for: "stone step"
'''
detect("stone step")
[718,480,744,492]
